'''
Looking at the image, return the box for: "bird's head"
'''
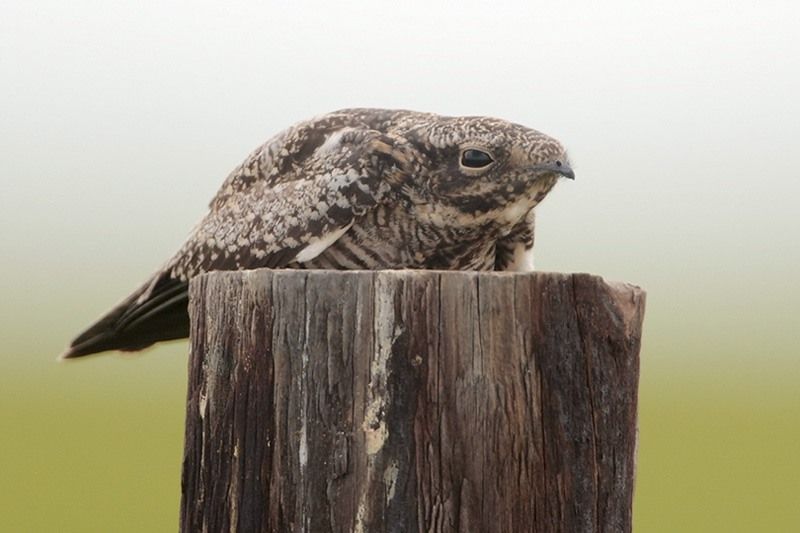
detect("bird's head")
[388,113,574,230]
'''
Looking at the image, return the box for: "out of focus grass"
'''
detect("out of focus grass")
[0,346,188,533]
[1,343,798,531]
[636,367,800,532]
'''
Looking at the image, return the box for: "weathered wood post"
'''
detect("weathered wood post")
[181,270,645,533]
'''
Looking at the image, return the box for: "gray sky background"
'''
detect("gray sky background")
[1,0,798,370]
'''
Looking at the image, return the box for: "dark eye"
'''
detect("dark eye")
[460,149,494,169]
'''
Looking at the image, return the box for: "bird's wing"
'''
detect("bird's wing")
[167,168,389,279]
[61,128,414,359]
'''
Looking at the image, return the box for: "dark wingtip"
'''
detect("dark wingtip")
[58,346,78,361]
[58,346,84,361]
[58,274,191,361]
[57,298,136,360]
[57,332,116,361]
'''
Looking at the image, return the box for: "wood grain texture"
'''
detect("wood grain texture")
[180,270,645,533]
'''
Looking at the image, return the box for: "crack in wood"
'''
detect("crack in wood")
[180,270,645,533]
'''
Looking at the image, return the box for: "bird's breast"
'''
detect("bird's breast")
[296,205,498,271]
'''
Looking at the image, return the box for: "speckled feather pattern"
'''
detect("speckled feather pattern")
[166,108,569,283]
[63,108,572,358]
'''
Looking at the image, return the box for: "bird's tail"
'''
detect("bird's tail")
[59,272,190,360]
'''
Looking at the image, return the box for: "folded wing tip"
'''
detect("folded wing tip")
[57,338,104,361]
[57,347,74,362]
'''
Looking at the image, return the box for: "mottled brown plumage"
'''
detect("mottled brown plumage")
[61,108,573,359]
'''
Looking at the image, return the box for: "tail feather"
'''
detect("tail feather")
[60,273,190,360]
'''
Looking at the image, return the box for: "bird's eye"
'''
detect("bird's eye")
[460,149,494,169]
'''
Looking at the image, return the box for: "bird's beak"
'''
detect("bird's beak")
[532,161,575,180]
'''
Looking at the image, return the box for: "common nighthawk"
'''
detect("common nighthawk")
[61,108,573,359]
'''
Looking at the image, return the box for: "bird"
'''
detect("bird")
[61,108,574,359]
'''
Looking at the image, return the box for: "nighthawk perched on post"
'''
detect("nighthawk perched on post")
[61,108,573,359]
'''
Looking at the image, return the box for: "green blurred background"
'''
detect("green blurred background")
[2,1,798,531]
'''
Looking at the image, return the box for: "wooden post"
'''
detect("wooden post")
[181,270,645,533]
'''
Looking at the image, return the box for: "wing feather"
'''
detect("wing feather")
[61,123,410,358]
